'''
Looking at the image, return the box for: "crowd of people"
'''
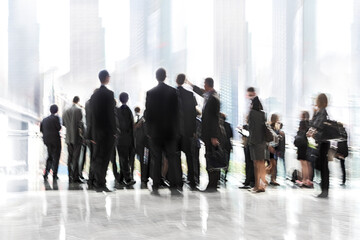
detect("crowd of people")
[40,68,348,197]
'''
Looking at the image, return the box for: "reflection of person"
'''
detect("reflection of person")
[186,77,221,192]
[176,73,198,190]
[89,70,117,192]
[116,92,136,186]
[40,104,62,181]
[62,96,85,183]
[145,68,182,195]
[248,96,267,193]
[307,93,330,198]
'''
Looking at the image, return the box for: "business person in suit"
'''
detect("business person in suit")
[176,73,198,190]
[89,70,117,192]
[62,96,85,183]
[40,104,62,180]
[116,92,136,186]
[186,78,221,192]
[145,68,182,196]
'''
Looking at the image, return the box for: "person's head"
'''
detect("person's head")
[301,111,310,121]
[134,106,140,114]
[156,68,166,82]
[251,96,263,111]
[204,77,214,92]
[98,70,110,85]
[176,73,186,86]
[246,87,256,99]
[316,93,328,109]
[50,104,58,115]
[73,96,80,104]
[220,113,226,120]
[270,113,279,124]
[119,92,129,104]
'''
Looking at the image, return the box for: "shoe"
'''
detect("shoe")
[239,185,251,189]
[53,175,59,180]
[340,183,346,187]
[255,188,265,193]
[202,187,218,193]
[114,182,124,189]
[316,192,328,198]
[43,174,48,181]
[302,183,314,188]
[189,185,199,191]
[124,179,136,186]
[95,187,112,193]
[170,188,183,196]
[270,181,280,186]
[151,189,160,196]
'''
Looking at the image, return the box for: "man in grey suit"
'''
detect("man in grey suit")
[62,96,85,183]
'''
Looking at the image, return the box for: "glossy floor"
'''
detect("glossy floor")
[0,173,359,240]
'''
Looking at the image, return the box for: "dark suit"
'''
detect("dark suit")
[40,114,62,177]
[115,104,134,183]
[193,85,221,190]
[177,86,197,187]
[84,99,94,182]
[62,104,85,182]
[145,82,182,190]
[89,85,117,188]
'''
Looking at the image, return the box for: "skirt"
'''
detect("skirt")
[249,143,267,161]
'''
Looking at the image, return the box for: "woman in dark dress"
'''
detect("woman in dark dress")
[307,93,330,198]
[248,96,267,193]
[294,111,312,188]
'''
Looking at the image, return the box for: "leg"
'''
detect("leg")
[93,138,114,188]
[340,159,346,184]
[44,144,53,178]
[319,142,330,196]
[165,139,183,190]
[192,141,200,185]
[204,140,220,191]
[72,143,82,181]
[52,141,61,178]
[149,139,163,190]
[183,136,195,187]
[67,143,74,182]
[117,145,132,182]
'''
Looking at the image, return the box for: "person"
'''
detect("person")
[239,87,256,189]
[336,138,348,186]
[294,111,312,188]
[62,96,85,183]
[89,70,117,192]
[145,68,182,196]
[176,73,198,190]
[186,77,221,192]
[220,113,233,182]
[307,93,330,198]
[40,104,62,181]
[248,96,267,193]
[115,92,136,186]
[84,89,98,187]
[267,113,280,186]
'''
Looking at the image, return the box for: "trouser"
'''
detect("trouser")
[79,144,87,178]
[110,147,121,182]
[67,143,82,181]
[44,142,61,177]
[340,159,346,184]
[244,145,255,185]
[92,137,115,188]
[88,143,95,184]
[137,145,150,183]
[129,148,136,180]
[319,142,330,193]
[149,138,182,190]
[116,145,133,182]
[192,140,200,185]
[205,139,220,190]
[179,136,196,187]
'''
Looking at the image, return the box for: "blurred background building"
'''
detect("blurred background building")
[0,0,359,177]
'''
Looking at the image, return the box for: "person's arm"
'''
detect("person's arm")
[56,116,61,132]
[185,79,205,97]
[40,121,43,133]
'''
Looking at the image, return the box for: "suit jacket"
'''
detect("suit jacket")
[85,99,92,140]
[89,85,117,141]
[248,109,266,145]
[193,85,220,141]
[62,104,84,144]
[116,105,134,147]
[40,114,61,145]
[145,82,179,140]
[177,86,197,137]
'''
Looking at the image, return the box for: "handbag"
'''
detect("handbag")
[264,123,279,144]
[206,144,228,170]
